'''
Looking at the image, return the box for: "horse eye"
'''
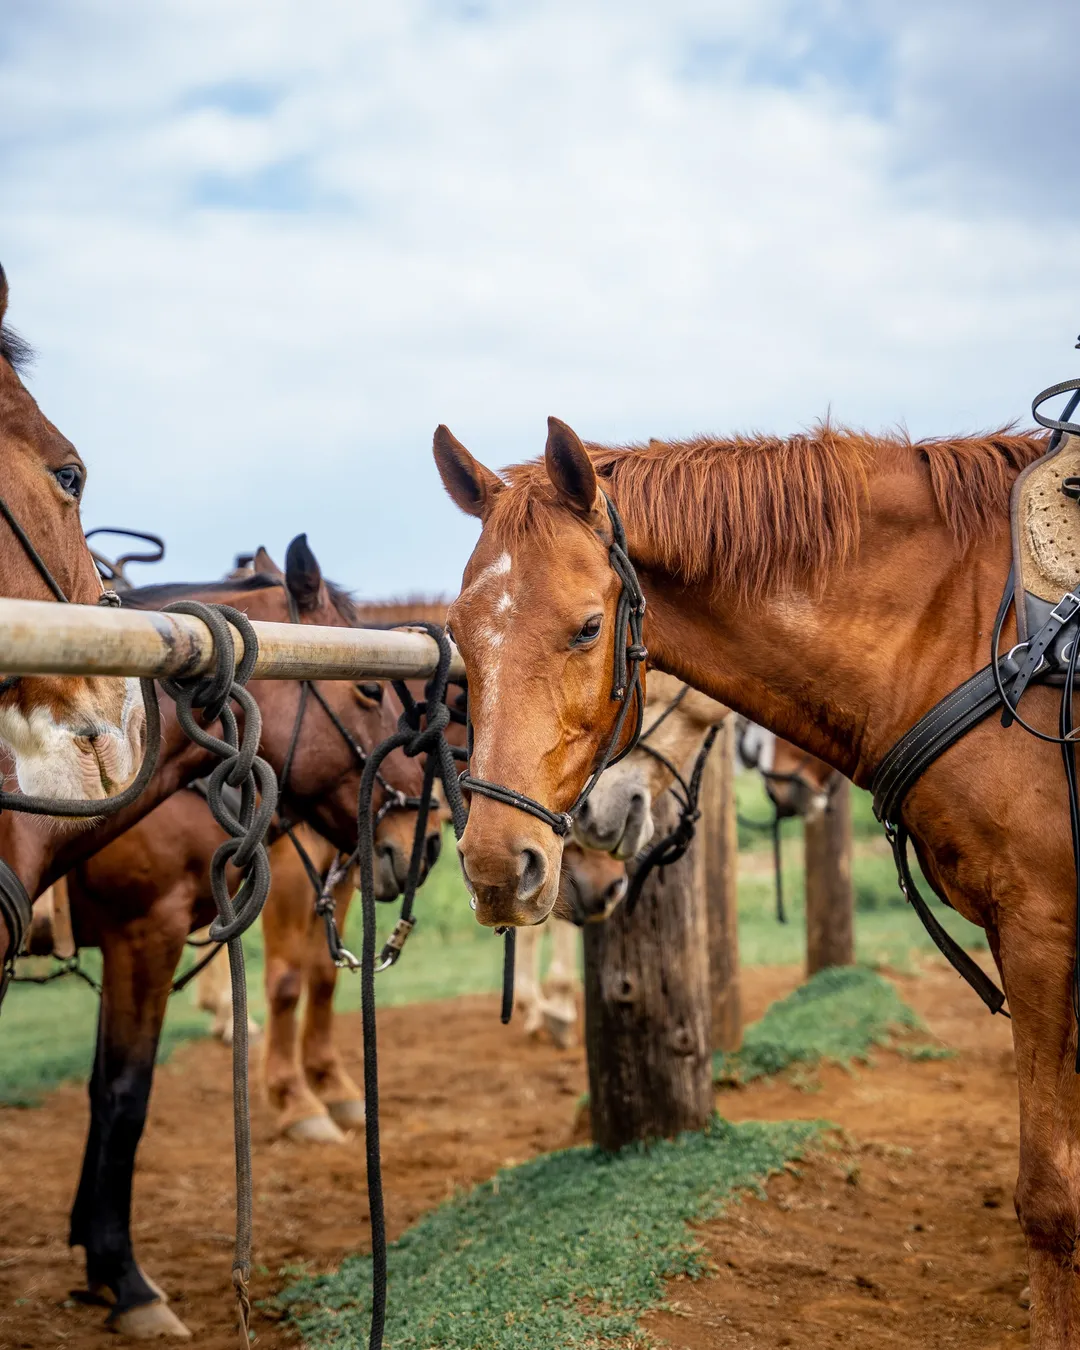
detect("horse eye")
[571,615,603,647]
[356,682,383,703]
[55,465,83,498]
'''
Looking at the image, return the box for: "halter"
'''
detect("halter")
[459,493,647,837]
[621,686,722,917]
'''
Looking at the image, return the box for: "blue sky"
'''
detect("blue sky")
[2,0,1078,595]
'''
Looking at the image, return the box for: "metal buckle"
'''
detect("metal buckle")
[1050,592,1080,626]
[376,916,416,973]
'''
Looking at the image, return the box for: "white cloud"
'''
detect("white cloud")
[2,0,1077,594]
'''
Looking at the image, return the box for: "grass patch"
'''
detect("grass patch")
[713,965,920,1087]
[279,1115,821,1349]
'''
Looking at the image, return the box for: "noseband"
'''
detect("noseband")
[459,493,647,837]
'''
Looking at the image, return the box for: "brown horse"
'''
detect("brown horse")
[0,265,147,972]
[433,416,1080,1347]
[36,540,433,1338]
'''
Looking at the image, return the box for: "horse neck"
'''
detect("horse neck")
[628,480,1012,786]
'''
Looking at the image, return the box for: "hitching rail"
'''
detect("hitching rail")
[0,597,465,682]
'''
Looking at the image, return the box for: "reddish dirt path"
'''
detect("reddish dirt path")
[0,964,1025,1348]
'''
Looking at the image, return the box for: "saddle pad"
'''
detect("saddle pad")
[1015,433,1080,604]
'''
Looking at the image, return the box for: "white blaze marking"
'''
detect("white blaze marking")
[465,553,515,776]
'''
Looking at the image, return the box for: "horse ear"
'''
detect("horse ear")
[252,546,283,577]
[545,417,599,516]
[0,264,8,328]
[285,533,325,612]
[433,425,504,520]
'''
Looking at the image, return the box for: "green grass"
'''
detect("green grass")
[279,1115,821,1350]
[713,964,921,1087]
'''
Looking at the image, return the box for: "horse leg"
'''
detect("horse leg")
[261,844,344,1143]
[542,918,579,1049]
[69,896,192,1338]
[1000,913,1080,1348]
[301,870,365,1130]
[514,921,546,1038]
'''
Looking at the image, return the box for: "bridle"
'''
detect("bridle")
[621,686,721,917]
[0,499,164,1000]
[459,493,648,838]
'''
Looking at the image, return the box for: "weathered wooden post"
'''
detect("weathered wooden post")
[696,716,741,1051]
[804,776,854,974]
[582,792,713,1150]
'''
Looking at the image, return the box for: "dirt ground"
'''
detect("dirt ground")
[0,962,1024,1349]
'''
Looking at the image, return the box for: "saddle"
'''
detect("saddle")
[1012,431,1080,645]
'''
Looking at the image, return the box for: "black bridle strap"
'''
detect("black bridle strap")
[624,723,719,916]
[0,494,70,604]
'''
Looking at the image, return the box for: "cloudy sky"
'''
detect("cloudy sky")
[2,0,1078,594]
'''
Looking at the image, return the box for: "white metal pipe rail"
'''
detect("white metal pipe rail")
[0,597,465,683]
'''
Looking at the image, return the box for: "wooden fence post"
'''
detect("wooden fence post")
[697,717,741,1052]
[583,792,713,1150]
[804,776,854,975]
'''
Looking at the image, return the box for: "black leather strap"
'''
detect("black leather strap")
[872,659,1017,824]
[871,662,1016,1017]
[0,859,33,1004]
[889,823,1007,1016]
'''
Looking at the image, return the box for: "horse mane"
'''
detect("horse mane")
[0,323,33,374]
[123,573,362,627]
[488,423,1049,604]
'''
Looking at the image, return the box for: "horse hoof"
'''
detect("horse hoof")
[326,1098,365,1128]
[109,1300,192,1339]
[284,1113,347,1144]
[544,1011,577,1050]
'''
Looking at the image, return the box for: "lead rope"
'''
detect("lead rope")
[158,600,278,1343]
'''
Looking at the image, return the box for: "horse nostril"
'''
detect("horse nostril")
[516,847,547,902]
[577,800,591,827]
[605,876,628,907]
[425,831,443,870]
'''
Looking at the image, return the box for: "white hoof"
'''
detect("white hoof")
[284,1113,348,1144]
[109,1300,192,1339]
[326,1098,365,1128]
[544,1010,577,1050]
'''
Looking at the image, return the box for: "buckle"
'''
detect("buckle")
[1050,592,1080,626]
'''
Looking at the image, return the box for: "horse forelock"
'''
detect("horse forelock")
[483,423,1049,606]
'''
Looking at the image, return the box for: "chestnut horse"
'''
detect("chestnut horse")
[433,415,1080,1347]
[27,539,432,1338]
[0,264,147,971]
